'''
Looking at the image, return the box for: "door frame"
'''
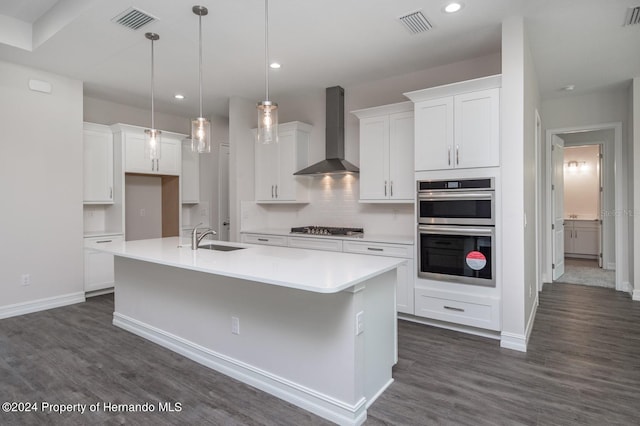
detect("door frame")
[543,122,626,291]
[218,143,230,241]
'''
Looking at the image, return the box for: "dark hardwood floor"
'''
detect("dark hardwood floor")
[1,283,638,425]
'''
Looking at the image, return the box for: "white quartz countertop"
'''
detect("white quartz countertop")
[242,228,414,245]
[91,237,404,294]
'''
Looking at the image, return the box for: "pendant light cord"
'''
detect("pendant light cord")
[198,13,203,118]
[264,0,269,102]
[150,38,155,130]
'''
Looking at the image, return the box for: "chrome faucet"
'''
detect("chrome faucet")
[191,223,217,250]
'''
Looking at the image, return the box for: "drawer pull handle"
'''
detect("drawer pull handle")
[96,240,113,244]
[257,238,269,242]
[444,305,465,312]
[367,247,384,252]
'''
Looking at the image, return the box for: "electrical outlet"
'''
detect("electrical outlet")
[20,274,30,286]
[231,316,240,335]
[140,208,146,217]
[355,311,364,335]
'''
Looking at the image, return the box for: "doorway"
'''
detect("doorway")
[544,123,626,292]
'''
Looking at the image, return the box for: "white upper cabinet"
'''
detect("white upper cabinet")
[83,122,114,204]
[405,75,501,171]
[114,124,182,176]
[352,102,414,202]
[181,140,200,204]
[254,121,311,203]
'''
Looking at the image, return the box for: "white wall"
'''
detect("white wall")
[233,53,501,238]
[633,78,639,298]
[563,145,600,219]
[0,61,84,314]
[542,86,630,281]
[500,16,540,352]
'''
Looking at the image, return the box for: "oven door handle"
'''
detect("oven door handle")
[418,225,494,236]
[418,192,493,201]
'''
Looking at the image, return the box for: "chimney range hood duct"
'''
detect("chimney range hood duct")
[294,86,359,175]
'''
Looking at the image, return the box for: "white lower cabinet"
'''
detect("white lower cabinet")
[343,241,414,315]
[414,287,500,331]
[84,235,123,292]
[243,232,414,314]
[241,233,288,246]
[564,220,600,258]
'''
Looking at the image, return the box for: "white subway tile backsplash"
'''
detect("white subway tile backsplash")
[244,175,414,236]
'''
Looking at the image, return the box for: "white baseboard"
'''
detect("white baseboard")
[398,315,501,340]
[113,312,367,426]
[632,287,640,302]
[500,332,527,352]
[500,301,536,353]
[0,292,85,320]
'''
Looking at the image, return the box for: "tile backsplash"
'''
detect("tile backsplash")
[242,174,414,236]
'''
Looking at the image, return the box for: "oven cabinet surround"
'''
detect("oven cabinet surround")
[564,219,600,258]
[407,168,502,335]
[83,122,114,204]
[405,75,501,172]
[97,237,400,426]
[112,123,182,176]
[241,232,414,315]
[83,234,123,293]
[351,102,414,203]
[254,121,312,203]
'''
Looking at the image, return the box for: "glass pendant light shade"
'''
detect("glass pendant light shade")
[191,6,210,153]
[257,0,278,144]
[257,100,278,144]
[191,116,211,153]
[145,32,161,161]
[144,128,162,160]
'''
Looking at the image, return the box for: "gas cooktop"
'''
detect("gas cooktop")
[290,226,364,237]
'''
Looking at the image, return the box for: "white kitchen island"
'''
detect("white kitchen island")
[92,237,403,426]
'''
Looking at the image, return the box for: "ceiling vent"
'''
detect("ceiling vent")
[112,7,157,30]
[398,10,433,34]
[624,6,640,26]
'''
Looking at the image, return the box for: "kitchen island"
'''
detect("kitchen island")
[92,237,403,426]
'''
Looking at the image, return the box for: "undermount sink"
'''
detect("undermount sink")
[198,244,246,252]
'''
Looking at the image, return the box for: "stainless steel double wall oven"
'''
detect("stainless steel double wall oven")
[417,178,496,286]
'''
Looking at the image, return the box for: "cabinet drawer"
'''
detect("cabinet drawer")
[414,288,499,331]
[288,236,343,252]
[84,235,124,248]
[241,234,288,247]
[343,240,412,258]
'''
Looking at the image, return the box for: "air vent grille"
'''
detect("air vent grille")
[624,6,640,26]
[112,7,157,30]
[398,10,433,34]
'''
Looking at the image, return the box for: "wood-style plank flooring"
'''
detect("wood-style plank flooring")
[1,283,639,425]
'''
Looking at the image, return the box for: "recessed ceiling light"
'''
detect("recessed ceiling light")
[444,2,463,13]
[561,85,575,92]
[174,94,185,100]
[270,62,281,69]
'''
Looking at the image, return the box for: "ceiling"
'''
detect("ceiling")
[0,0,637,119]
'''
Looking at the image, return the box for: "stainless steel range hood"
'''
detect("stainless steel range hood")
[294,86,359,176]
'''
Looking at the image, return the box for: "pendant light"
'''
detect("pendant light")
[191,5,211,153]
[257,0,278,144]
[144,32,161,160]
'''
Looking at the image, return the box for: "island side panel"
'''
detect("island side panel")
[112,256,395,422]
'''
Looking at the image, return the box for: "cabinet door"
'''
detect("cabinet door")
[84,235,123,292]
[83,124,113,203]
[158,138,181,175]
[572,223,600,256]
[255,138,278,201]
[124,132,152,173]
[396,258,414,315]
[564,224,574,253]
[388,111,414,200]
[414,97,453,171]
[359,116,389,200]
[275,129,297,201]
[181,140,199,203]
[454,88,500,169]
